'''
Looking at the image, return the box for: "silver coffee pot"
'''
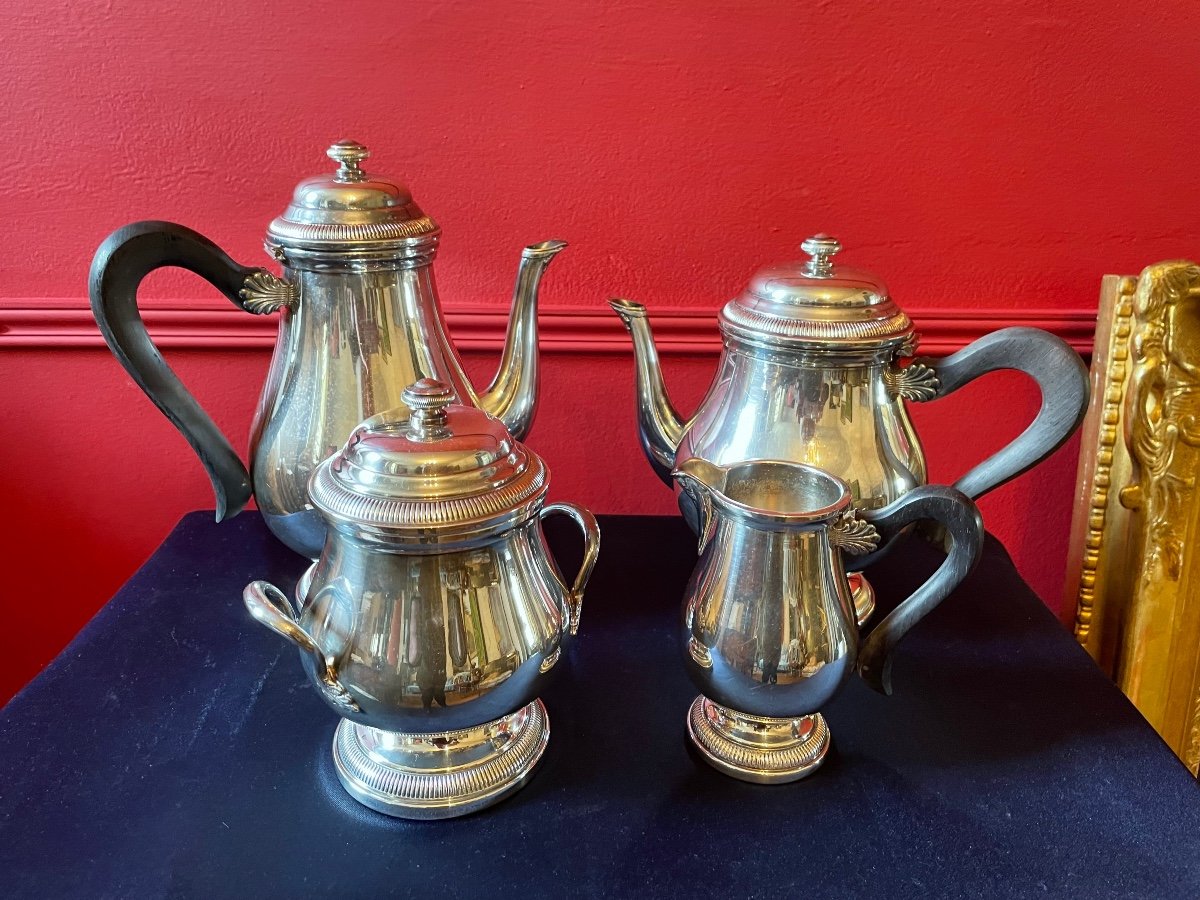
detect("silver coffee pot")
[243,379,599,818]
[90,140,566,558]
[610,233,1087,515]
[672,457,982,783]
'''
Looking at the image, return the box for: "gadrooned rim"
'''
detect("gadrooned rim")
[332,700,550,816]
[687,697,830,777]
[308,452,549,535]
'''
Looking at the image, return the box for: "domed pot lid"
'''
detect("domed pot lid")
[309,379,547,538]
[266,140,440,253]
[720,235,913,350]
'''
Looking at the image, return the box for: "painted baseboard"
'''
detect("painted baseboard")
[0,298,1097,356]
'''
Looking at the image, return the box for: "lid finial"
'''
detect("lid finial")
[800,234,842,278]
[327,140,370,183]
[402,379,455,441]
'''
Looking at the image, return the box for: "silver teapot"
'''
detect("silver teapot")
[672,457,982,783]
[610,233,1087,520]
[90,140,566,558]
[242,379,599,818]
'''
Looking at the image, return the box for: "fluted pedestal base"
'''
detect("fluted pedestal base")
[686,696,830,784]
[332,699,550,819]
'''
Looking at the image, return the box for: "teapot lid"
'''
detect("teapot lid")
[720,235,913,350]
[308,379,547,539]
[266,140,440,253]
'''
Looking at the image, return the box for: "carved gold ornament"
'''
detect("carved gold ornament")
[1066,261,1200,775]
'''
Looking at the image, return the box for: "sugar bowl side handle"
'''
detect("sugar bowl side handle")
[539,503,601,635]
[242,581,360,713]
[855,486,984,695]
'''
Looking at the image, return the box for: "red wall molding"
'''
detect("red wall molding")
[0,299,1097,356]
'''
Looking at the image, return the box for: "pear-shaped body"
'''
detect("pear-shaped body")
[91,140,566,558]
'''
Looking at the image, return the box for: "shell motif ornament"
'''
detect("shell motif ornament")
[239,270,298,314]
[885,361,941,401]
[829,511,881,556]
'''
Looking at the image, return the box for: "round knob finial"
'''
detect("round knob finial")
[800,234,841,278]
[402,378,455,441]
[327,140,370,183]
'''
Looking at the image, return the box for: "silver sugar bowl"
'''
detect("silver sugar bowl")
[673,457,982,783]
[242,379,599,818]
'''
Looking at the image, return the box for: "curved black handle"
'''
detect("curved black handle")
[856,485,984,695]
[914,327,1089,499]
[89,221,275,521]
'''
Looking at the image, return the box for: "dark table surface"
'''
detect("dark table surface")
[2,512,1198,899]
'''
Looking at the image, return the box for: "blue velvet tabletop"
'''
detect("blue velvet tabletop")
[2,512,1198,899]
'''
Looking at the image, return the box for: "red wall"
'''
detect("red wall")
[2,1,1198,702]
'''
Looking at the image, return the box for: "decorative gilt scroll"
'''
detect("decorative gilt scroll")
[1065,261,1200,775]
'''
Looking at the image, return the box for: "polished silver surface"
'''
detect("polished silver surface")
[248,512,596,734]
[686,698,829,784]
[266,138,439,251]
[91,140,566,560]
[333,700,550,819]
[610,233,1089,527]
[672,457,982,780]
[244,383,599,817]
[256,142,567,555]
[305,378,549,540]
[849,571,876,626]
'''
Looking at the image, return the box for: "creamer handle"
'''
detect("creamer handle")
[857,486,984,695]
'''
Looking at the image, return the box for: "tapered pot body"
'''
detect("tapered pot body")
[89,141,565,560]
[251,259,478,557]
[611,233,1089,530]
[677,342,926,514]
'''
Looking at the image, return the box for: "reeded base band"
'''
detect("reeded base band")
[332,699,550,819]
[686,696,830,784]
[849,571,876,627]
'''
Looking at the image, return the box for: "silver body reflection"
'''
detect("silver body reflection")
[89,140,565,560]
[674,347,924,511]
[609,233,1088,515]
[677,460,863,721]
[292,517,575,734]
[251,249,562,557]
[243,381,600,817]
[673,457,983,783]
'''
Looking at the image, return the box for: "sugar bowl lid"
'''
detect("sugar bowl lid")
[720,235,913,350]
[266,140,440,252]
[308,379,548,538]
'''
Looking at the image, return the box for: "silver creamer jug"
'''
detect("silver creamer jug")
[672,457,982,783]
[243,379,599,818]
[90,140,566,558]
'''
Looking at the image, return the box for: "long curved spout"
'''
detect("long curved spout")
[480,240,568,440]
[608,298,686,486]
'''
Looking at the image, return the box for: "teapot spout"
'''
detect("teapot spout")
[609,298,686,486]
[479,240,568,440]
